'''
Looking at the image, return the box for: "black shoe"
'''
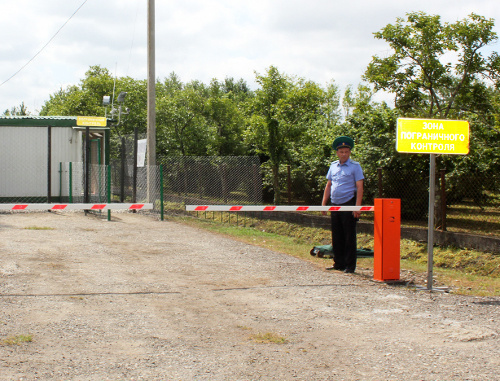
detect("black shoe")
[344,268,355,273]
[326,265,345,271]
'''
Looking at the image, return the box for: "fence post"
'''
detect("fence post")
[97,139,103,203]
[440,168,447,231]
[287,165,292,204]
[59,162,62,202]
[47,126,52,203]
[133,127,138,204]
[69,162,73,203]
[253,164,260,203]
[107,165,112,221]
[160,164,164,221]
[222,163,228,204]
[183,158,188,201]
[377,167,383,197]
[198,160,203,200]
[120,137,126,202]
[84,127,90,206]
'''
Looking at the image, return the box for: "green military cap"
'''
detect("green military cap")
[332,136,354,150]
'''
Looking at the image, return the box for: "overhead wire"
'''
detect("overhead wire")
[0,0,89,88]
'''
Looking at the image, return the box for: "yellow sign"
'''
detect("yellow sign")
[396,118,469,155]
[76,116,107,127]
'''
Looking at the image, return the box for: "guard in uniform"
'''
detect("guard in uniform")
[322,136,364,273]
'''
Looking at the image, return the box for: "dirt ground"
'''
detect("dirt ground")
[0,212,498,380]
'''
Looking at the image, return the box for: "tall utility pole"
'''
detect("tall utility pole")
[147,0,156,199]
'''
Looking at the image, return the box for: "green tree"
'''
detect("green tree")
[246,66,338,203]
[40,65,147,163]
[156,79,210,156]
[287,81,341,204]
[3,101,29,116]
[365,12,500,120]
[364,12,500,220]
[40,66,255,158]
[340,86,429,219]
[110,76,148,137]
[40,65,116,118]
[204,79,250,156]
[245,67,291,203]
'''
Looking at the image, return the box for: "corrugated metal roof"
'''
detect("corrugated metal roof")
[0,115,111,128]
[1,115,78,120]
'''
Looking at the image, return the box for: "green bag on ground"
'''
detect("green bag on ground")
[310,245,374,258]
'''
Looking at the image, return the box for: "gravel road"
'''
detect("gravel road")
[0,212,498,380]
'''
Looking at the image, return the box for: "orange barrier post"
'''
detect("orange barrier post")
[374,199,401,281]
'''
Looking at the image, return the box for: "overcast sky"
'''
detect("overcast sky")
[1,0,499,114]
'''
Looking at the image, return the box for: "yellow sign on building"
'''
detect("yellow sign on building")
[76,116,107,127]
[396,118,469,155]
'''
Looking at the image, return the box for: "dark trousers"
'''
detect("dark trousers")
[330,197,357,271]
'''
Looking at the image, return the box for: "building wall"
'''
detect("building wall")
[0,126,82,198]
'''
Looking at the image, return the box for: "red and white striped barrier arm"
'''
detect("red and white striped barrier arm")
[186,205,374,212]
[0,203,154,211]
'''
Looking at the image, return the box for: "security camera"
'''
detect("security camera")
[117,92,127,103]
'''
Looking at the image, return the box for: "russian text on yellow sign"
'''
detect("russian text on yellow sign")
[76,116,107,127]
[396,118,469,155]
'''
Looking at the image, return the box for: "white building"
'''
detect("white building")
[0,116,109,202]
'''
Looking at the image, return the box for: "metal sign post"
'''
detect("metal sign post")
[396,118,470,291]
[427,153,436,290]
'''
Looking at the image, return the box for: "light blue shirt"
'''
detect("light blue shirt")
[326,158,364,204]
